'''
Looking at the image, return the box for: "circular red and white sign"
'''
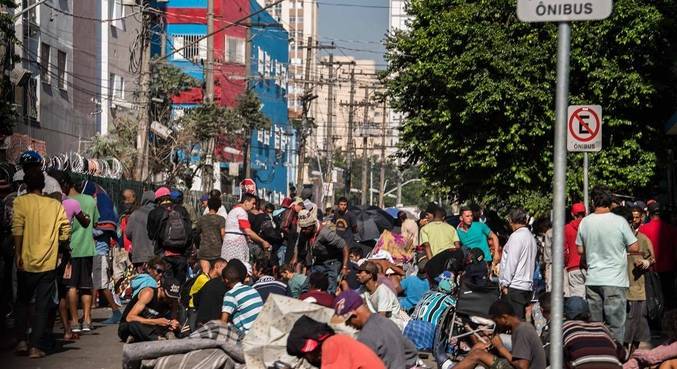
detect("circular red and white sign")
[568,107,601,143]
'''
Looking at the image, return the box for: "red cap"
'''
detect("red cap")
[571,203,586,215]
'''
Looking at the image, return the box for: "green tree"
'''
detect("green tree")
[236,89,272,178]
[385,0,677,216]
[0,0,18,139]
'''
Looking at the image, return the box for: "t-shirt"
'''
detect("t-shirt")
[333,210,357,244]
[511,322,547,369]
[189,273,210,308]
[410,291,456,329]
[627,233,654,301]
[197,214,225,260]
[562,320,622,369]
[320,334,387,369]
[61,197,81,222]
[499,227,538,291]
[357,313,418,369]
[11,193,71,273]
[252,275,289,302]
[398,275,430,311]
[457,221,493,261]
[420,221,460,257]
[195,277,228,324]
[638,218,676,273]
[300,290,335,308]
[287,273,308,298]
[363,283,407,330]
[576,212,637,287]
[222,282,264,333]
[70,193,99,258]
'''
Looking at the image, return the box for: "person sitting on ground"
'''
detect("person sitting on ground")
[194,259,229,327]
[280,263,308,298]
[624,309,677,369]
[188,258,227,330]
[251,256,288,302]
[220,258,264,334]
[339,246,364,292]
[394,259,430,313]
[334,289,418,369]
[357,261,409,331]
[561,296,626,369]
[444,299,546,369]
[118,257,179,343]
[286,315,386,369]
[300,272,335,308]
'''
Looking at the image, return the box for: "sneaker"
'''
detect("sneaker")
[28,347,46,359]
[70,321,82,333]
[15,340,28,355]
[102,310,122,325]
[81,322,91,332]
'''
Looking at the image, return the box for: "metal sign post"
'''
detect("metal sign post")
[584,152,589,212]
[517,2,612,369]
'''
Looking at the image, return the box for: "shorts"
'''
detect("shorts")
[490,357,512,369]
[93,254,112,290]
[67,256,93,290]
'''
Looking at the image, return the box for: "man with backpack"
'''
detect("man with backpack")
[147,187,192,300]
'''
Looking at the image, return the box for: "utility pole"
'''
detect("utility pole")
[202,0,215,191]
[378,98,387,208]
[134,6,151,182]
[360,86,370,205]
[325,51,334,207]
[396,157,402,207]
[344,67,356,199]
[296,36,314,188]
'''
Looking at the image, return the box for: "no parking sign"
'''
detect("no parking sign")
[567,105,602,152]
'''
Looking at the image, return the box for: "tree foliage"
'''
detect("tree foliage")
[0,0,18,138]
[385,0,677,216]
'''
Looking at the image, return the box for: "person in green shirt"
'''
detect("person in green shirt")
[456,206,500,263]
[66,180,99,333]
[420,207,460,260]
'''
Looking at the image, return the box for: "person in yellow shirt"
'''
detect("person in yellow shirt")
[186,258,227,332]
[421,207,460,260]
[12,170,71,358]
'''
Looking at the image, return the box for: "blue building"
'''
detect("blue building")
[249,0,294,203]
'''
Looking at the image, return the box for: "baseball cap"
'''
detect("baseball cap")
[334,289,364,317]
[564,296,589,320]
[571,202,586,215]
[200,194,209,202]
[286,316,334,356]
[154,186,171,199]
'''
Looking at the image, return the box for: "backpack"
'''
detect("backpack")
[645,271,664,320]
[161,206,188,249]
[260,216,283,243]
[179,273,201,308]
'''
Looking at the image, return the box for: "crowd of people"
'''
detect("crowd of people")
[1,150,677,369]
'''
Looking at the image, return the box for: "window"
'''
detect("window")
[274,127,281,150]
[40,42,50,84]
[263,129,270,145]
[109,73,124,100]
[26,0,39,26]
[225,36,245,64]
[110,0,125,30]
[57,50,66,90]
[172,34,206,62]
[257,48,264,74]
[257,129,264,143]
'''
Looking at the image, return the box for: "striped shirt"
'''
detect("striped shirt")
[562,320,623,369]
[252,275,289,302]
[222,282,263,334]
[410,291,456,329]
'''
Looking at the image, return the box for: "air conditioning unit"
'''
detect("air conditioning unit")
[121,0,138,5]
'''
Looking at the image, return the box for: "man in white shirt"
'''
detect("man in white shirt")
[499,208,538,319]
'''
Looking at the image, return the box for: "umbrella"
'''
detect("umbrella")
[350,205,395,242]
[384,207,417,219]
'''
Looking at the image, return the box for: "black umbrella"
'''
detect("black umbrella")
[349,205,395,242]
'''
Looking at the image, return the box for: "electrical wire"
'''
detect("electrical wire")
[41,1,145,22]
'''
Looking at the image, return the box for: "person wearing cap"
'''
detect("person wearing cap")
[147,186,193,300]
[334,289,418,369]
[295,207,349,294]
[638,201,677,310]
[66,179,100,334]
[286,315,386,369]
[446,299,546,369]
[126,191,156,267]
[356,261,409,331]
[281,196,304,263]
[564,202,587,298]
[394,259,431,313]
[576,186,639,342]
[561,297,625,369]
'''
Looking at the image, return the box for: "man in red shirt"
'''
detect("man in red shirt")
[564,203,587,298]
[638,202,676,309]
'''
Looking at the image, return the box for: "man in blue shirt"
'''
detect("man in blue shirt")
[396,260,430,313]
[456,206,499,263]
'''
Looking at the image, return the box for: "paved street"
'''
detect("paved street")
[0,309,123,369]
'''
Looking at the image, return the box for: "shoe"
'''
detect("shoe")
[28,347,46,359]
[70,321,82,333]
[81,322,91,332]
[15,340,28,355]
[102,310,122,325]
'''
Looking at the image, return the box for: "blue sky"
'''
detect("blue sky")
[317,0,389,67]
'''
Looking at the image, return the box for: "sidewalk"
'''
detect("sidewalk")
[0,308,123,369]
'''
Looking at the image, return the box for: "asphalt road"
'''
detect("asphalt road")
[1,308,123,369]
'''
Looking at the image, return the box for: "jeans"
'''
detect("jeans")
[586,285,628,342]
[15,270,57,351]
[311,259,341,294]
